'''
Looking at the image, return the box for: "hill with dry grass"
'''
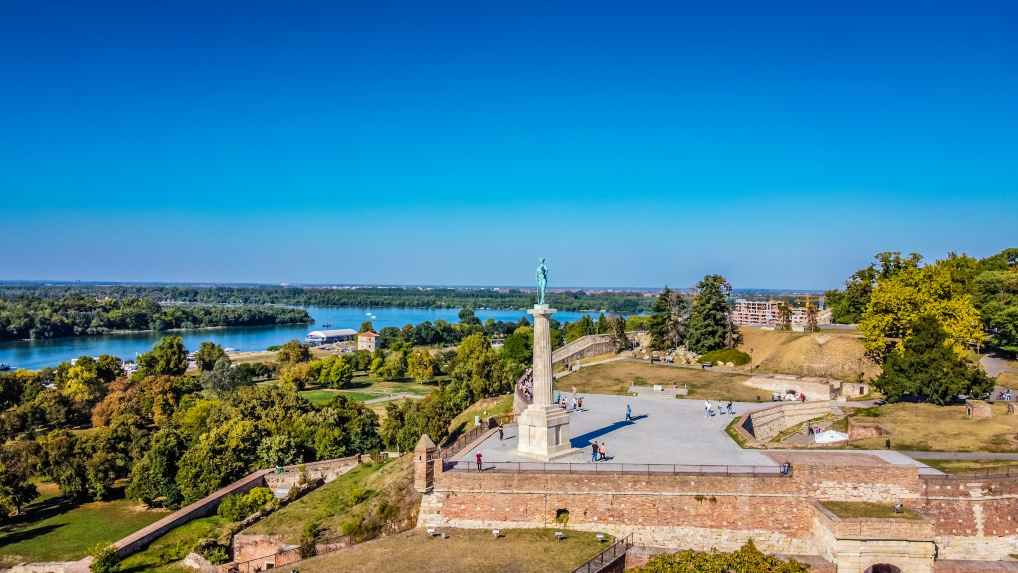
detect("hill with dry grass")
[738,327,880,381]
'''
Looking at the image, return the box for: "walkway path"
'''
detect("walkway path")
[899,451,1018,461]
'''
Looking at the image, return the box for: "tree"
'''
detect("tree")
[502,326,533,364]
[975,268,1018,356]
[138,336,188,376]
[176,419,262,504]
[826,252,920,324]
[406,350,435,383]
[595,313,610,334]
[859,263,985,361]
[458,308,480,325]
[279,362,315,391]
[804,297,819,333]
[0,443,38,517]
[126,428,185,508]
[776,302,792,331]
[89,543,120,573]
[359,320,374,333]
[201,358,252,395]
[61,360,105,405]
[648,287,688,351]
[276,339,312,365]
[684,275,740,354]
[319,355,354,388]
[195,342,228,372]
[873,315,993,405]
[377,350,407,380]
[609,316,630,352]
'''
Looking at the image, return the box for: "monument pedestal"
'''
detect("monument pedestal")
[516,405,573,461]
[516,303,573,461]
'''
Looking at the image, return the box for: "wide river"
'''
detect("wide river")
[0,306,596,370]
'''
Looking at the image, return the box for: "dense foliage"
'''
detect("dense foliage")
[827,248,1017,358]
[633,540,810,573]
[648,287,688,351]
[0,284,654,313]
[217,486,278,521]
[873,315,994,404]
[0,336,383,517]
[380,333,525,451]
[0,295,310,341]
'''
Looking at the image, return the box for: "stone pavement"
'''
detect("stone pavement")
[459,394,940,470]
[461,394,775,466]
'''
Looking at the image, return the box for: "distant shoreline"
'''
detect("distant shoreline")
[1,320,314,345]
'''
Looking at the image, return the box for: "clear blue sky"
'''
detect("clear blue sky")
[2,1,1015,289]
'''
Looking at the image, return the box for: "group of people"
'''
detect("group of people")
[998,389,1014,401]
[703,400,736,417]
[590,440,610,462]
[555,387,585,411]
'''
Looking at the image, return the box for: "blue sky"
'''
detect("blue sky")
[2,1,1015,289]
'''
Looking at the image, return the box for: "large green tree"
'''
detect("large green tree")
[127,428,186,508]
[138,336,189,376]
[873,315,993,405]
[195,342,228,372]
[648,287,688,351]
[684,275,740,354]
[276,339,312,365]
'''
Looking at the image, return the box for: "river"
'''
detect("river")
[0,306,597,370]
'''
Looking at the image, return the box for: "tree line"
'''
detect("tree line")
[0,284,655,313]
[0,295,311,341]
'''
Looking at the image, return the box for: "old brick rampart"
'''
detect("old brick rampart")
[419,462,1018,562]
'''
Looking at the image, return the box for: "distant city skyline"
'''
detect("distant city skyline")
[2,2,1015,289]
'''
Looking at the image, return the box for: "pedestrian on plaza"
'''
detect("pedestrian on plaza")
[704,400,711,417]
[800,392,806,403]
[591,442,598,463]
[625,403,632,422]
[475,451,483,472]
[598,442,607,461]
[497,424,504,441]
[578,396,584,410]
[726,401,734,415]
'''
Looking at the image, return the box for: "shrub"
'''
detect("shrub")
[217,486,278,521]
[89,543,120,573]
[193,538,230,564]
[698,348,750,366]
[300,520,321,558]
[633,540,809,573]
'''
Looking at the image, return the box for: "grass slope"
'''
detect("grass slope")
[917,459,1018,474]
[0,492,169,566]
[847,403,1018,452]
[118,516,230,573]
[295,528,607,573]
[739,327,878,381]
[556,359,762,401]
[245,456,417,544]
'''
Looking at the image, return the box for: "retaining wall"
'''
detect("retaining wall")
[742,401,835,441]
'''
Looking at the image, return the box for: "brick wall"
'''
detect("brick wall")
[421,464,1018,561]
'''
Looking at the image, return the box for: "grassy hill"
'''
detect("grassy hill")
[738,327,879,381]
[245,456,417,544]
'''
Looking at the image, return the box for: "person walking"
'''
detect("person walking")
[599,442,608,461]
[497,424,504,441]
[591,442,598,463]
[475,451,483,472]
[727,401,734,415]
[625,403,632,422]
[704,400,711,418]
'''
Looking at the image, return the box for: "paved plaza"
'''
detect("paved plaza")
[458,393,935,471]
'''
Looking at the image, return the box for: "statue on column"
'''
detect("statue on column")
[536,258,549,305]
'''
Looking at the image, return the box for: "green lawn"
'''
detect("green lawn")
[821,501,922,520]
[119,516,230,573]
[918,459,1018,474]
[298,378,435,406]
[0,492,170,566]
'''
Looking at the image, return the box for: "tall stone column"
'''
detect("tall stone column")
[516,304,572,460]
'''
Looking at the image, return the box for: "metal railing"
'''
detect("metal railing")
[440,414,516,460]
[444,460,793,477]
[572,533,634,573]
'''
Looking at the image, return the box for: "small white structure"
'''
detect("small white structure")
[305,328,357,345]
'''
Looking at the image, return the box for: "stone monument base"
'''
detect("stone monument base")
[516,404,574,461]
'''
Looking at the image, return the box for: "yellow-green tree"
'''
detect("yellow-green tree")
[406,349,435,383]
[859,263,985,361]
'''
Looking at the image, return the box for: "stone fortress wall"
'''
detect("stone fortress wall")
[415,453,1018,570]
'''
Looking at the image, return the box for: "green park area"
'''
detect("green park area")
[294,528,607,573]
[118,516,230,573]
[0,485,168,567]
[556,359,763,402]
